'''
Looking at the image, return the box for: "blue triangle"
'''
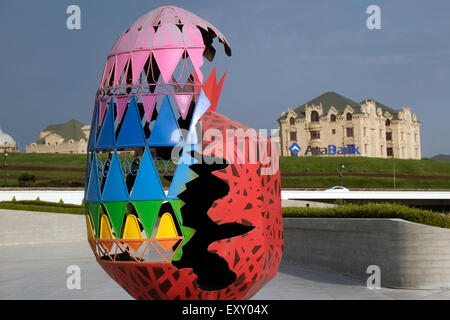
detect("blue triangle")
[167,149,199,198]
[130,147,166,201]
[86,152,101,202]
[87,101,98,151]
[116,96,146,148]
[101,151,129,202]
[96,99,115,150]
[149,95,183,147]
[84,153,92,197]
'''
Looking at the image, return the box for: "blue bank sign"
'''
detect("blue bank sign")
[301,144,361,156]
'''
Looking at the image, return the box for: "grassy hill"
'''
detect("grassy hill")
[1,153,450,189]
[280,156,450,189]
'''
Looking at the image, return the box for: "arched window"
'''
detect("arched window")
[310,111,319,122]
[385,119,391,126]
[330,114,336,122]
[290,117,295,125]
[346,113,353,121]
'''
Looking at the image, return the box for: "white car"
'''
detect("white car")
[325,186,349,192]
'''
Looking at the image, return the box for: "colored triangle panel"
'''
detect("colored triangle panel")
[103,201,127,238]
[115,96,129,126]
[116,96,146,148]
[186,47,205,83]
[86,215,95,239]
[85,202,101,237]
[155,238,180,252]
[98,98,108,128]
[114,54,130,86]
[141,94,157,122]
[131,51,150,85]
[153,48,184,83]
[86,152,101,202]
[101,151,129,202]
[100,56,114,89]
[155,213,179,239]
[100,215,114,251]
[167,151,198,198]
[172,226,196,261]
[168,199,184,225]
[87,102,98,151]
[186,89,211,144]
[96,99,115,149]
[123,214,142,241]
[130,148,166,200]
[174,93,193,120]
[132,200,164,239]
[149,95,183,146]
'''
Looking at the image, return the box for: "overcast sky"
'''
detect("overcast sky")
[1,0,449,157]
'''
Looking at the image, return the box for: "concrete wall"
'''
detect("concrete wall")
[0,209,86,246]
[283,218,450,289]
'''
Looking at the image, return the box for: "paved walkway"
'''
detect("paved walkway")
[1,241,449,300]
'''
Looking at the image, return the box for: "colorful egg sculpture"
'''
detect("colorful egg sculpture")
[84,5,283,300]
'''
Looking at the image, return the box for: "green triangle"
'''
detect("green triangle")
[131,200,164,238]
[173,226,196,261]
[85,202,101,237]
[168,199,185,225]
[103,202,128,238]
[172,248,183,261]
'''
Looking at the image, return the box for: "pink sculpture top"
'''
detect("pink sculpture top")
[98,6,231,91]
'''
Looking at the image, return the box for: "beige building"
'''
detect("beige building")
[278,92,421,159]
[0,128,18,153]
[26,119,90,154]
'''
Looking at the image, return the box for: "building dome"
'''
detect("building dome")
[0,128,15,145]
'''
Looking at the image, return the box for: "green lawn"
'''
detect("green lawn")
[280,156,450,189]
[280,156,450,176]
[2,153,450,189]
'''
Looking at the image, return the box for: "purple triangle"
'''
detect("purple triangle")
[174,93,193,120]
[116,96,129,125]
[142,94,157,122]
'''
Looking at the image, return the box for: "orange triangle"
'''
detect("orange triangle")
[155,238,179,252]
[124,240,143,252]
[210,71,226,112]
[193,68,202,103]
[201,68,227,112]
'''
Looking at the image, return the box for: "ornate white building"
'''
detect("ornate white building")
[26,119,90,154]
[278,92,421,159]
[0,128,18,153]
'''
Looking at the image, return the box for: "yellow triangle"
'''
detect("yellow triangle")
[86,215,95,239]
[99,214,114,251]
[155,213,179,239]
[100,214,114,239]
[123,214,143,239]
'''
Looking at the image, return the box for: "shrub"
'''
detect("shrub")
[283,203,450,229]
[17,173,35,186]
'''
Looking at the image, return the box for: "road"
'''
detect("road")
[1,241,449,300]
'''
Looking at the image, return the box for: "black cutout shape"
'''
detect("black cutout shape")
[173,152,254,290]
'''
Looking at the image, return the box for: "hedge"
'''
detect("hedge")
[1,200,449,229]
[283,203,450,229]
[0,200,85,215]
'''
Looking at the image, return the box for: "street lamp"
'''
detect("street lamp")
[4,151,8,187]
[339,163,345,186]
